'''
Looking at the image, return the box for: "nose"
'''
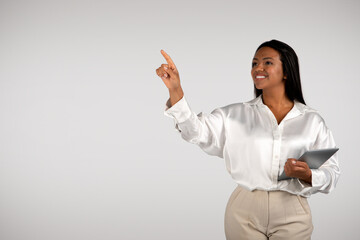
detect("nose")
[254,62,264,71]
[253,63,265,74]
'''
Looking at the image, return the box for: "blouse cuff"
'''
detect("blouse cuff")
[298,169,327,189]
[310,168,328,189]
[164,96,192,123]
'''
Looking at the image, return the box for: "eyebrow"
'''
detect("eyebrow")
[252,57,274,61]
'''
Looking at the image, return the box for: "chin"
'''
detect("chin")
[254,84,264,90]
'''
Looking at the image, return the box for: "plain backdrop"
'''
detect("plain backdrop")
[0,0,359,239]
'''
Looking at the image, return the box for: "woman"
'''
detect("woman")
[156,40,340,239]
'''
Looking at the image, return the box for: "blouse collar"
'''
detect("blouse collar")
[245,94,309,116]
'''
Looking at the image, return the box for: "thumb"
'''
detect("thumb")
[163,65,177,77]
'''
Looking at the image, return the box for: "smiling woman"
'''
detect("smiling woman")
[253,40,306,107]
[252,47,285,93]
[157,40,340,240]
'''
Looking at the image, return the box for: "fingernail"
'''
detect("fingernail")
[164,66,168,70]
[292,160,296,164]
[164,73,168,77]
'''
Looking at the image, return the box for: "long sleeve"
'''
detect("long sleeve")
[164,96,226,158]
[300,117,341,195]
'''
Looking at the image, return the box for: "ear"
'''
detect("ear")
[284,76,287,80]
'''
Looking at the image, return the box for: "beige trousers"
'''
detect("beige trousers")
[224,185,313,240]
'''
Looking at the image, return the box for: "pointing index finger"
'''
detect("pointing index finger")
[160,50,176,70]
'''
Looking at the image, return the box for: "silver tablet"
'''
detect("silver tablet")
[278,148,339,181]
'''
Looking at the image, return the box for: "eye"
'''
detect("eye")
[252,62,257,67]
[265,61,273,65]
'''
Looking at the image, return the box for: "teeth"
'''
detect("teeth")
[256,76,266,78]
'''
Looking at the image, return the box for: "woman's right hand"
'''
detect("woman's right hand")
[156,50,184,106]
[156,50,181,90]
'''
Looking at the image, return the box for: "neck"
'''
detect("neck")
[261,89,293,109]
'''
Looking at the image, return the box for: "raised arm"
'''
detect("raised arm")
[157,50,227,158]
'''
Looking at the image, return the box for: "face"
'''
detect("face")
[251,47,286,91]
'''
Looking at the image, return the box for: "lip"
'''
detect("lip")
[254,72,268,77]
[254,74,268,81]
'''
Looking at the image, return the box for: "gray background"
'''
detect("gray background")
[0,0,359,239]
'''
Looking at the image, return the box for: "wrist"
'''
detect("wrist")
[301,170,312,185]
[169,87,184,106]
[169,86,183,94]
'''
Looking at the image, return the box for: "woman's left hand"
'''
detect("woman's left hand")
[284,158,312,185]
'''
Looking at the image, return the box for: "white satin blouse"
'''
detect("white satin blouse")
[164,94,340,197]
